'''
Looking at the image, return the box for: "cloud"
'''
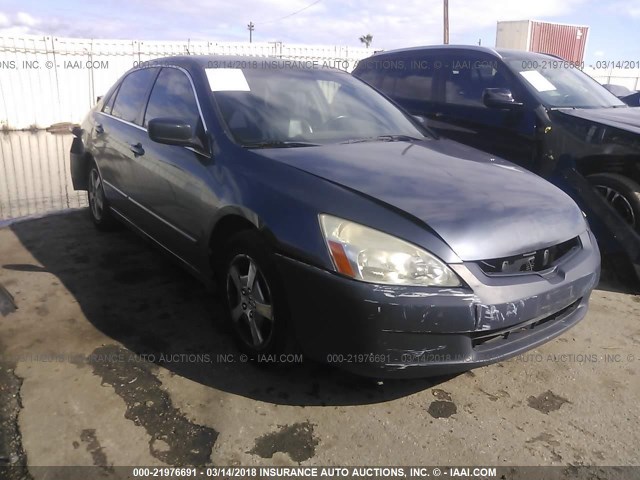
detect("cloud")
[157,0,587,48]
[246,0,586,48]
[14,12,39,27]
[0,11,41,34]
[450,0,586,28]
[617,0,640,16]
[0,10,127,38]
[0,0,588,49]
[608,0,640,17]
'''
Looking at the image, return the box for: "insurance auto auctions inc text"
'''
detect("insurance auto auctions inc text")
[208,467,497,478]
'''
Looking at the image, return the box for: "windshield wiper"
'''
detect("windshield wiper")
[340,134,424,144]
[243,140,319,149]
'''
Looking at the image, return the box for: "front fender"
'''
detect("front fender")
[211,149,461,274]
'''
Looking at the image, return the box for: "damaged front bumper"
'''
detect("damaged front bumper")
[276,230,600,378]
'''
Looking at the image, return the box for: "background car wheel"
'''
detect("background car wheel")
[588,173,640,233]
[220,231,292,357]
[87,161,119,231]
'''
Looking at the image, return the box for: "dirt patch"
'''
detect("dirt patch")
[427,400,457,418]
[89,344,218,465]
[80,429,113,473]
[527,390,571,414]
[0,347,32,480]
[526,432,561,446]
[431,389,452,401]
[249,422,319,462]
[0,284,16,316]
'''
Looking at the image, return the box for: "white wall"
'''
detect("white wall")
[583,67,640,91]
[2,35,639,130]
[0,35,372,130]
[0,131,86,220]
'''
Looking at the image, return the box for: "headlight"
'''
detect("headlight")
[319,214,461,287]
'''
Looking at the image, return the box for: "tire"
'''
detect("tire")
[219,230,293,357]
[588,173,640,233]
[87,160,119,231]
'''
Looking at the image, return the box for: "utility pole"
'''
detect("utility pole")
[247,21,255,43]
[443,0,449,44]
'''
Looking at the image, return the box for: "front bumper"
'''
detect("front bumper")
[276,230,600,378]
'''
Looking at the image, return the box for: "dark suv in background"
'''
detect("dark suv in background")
[353,46,640,280]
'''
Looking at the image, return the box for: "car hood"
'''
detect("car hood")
[555,107,640,134]
[257,139,586,261]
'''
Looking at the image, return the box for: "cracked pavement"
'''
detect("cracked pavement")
[0,210,638,476]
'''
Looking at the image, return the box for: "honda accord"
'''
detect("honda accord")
[70,56,600,378]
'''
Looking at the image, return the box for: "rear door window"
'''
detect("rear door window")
[111,68,159,124]
[102,84,120,115]
[392,58,435,102]
[356,55,437,103]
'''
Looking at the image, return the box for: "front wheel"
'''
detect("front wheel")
[588,173,640,233]
[220,231,292,356]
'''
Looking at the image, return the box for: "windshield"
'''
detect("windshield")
[209,67,428,147]
[504,58,627,109]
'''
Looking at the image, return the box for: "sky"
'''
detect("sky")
[0,0,638,64]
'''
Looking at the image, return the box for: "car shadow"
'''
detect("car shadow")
[595,254,640,295]
[6,210,450,406]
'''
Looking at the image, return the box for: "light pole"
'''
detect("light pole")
[247,21,255,43]
[443,0,449,44]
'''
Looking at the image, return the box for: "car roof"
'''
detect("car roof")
[134,55,349,73]
[366,45,561,61]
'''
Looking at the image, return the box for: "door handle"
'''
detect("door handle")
[95,123,104,134]
[129,142,145,156]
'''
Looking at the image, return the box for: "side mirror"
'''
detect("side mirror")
[148,118,205,150]
[483,88,523,109]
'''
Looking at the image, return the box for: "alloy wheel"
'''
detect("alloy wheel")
[226,254,275,349]
[89,168,105,221]
[594,184,636,227]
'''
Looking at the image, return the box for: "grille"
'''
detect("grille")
[478,237,580,275]
[471,298,581,349]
